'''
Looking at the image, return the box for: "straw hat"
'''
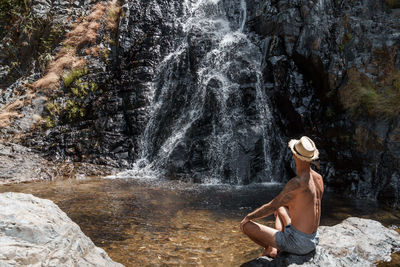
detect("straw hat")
[288,136,319,162]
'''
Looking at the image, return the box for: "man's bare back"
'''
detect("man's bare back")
[240,136,323,257]
[285,170,324,234]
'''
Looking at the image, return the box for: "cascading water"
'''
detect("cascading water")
[116,0,280,184]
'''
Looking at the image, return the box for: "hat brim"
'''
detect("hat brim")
[288,139,319,162]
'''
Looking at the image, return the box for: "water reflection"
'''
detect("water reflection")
[0,178,398,266]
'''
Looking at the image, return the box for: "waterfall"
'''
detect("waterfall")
[115,0,277,184]
[240,0,247,32]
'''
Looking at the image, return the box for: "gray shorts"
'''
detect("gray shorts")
[275,224,319,255]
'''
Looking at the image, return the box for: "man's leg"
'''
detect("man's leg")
[242,221,279,256]
[264,206,291,257]
[276,206,291,228]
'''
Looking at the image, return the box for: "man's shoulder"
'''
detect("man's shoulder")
[311,170,323,180]
[286,176,304,189]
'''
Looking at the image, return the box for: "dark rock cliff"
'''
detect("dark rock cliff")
[0,0,399,205]
[245,0,400,206]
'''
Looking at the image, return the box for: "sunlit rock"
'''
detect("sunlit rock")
[241,217,400,267]
[0,192,123,267]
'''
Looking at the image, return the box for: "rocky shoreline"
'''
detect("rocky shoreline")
[0,142,118,185]
[242,217,400,267]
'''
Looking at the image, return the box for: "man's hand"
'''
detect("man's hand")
[240,216,250,233]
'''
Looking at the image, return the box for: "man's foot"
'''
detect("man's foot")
[262,246,278,258]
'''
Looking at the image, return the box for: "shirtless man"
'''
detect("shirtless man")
[240,136,323,257]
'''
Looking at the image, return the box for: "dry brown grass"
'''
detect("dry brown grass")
[105,0,121,31]
[32,2,107,92]
[85,46,101,57]
[32,49,85,91]
[3,1,124,129]
[0,100,25,128]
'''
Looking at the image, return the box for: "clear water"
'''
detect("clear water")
[1,178,399,266]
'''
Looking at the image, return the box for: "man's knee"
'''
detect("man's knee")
[276,206,291,225]
[277,206,287,214]
[241,221,249,234]
[241,221,253,235]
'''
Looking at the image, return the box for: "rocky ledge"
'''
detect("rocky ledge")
[0,142,118,184]
[242,217,400,267]
[0,192,123,267]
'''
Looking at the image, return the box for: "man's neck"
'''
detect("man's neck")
[295,161,311,176]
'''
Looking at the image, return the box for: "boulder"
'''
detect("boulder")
[0,192,123,267]
[241,217,400,267]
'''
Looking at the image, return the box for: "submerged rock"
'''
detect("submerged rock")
[241,217,400,267]
[0,192,123,267]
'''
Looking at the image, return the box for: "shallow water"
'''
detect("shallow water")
[0,178,399,266]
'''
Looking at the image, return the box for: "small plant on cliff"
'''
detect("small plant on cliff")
[45,102,60,116]
[70,79,98,99]
[340,68,400,119]
[65,100,85,122]
[0,0,30,38]
[63,68,88,87]
[385,0,400,8]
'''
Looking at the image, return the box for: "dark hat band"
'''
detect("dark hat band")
[293,145,313,159]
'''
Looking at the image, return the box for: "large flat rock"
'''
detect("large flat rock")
[0,192,123,267]
[241,217,400,267]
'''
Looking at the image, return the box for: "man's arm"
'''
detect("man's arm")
[240,177,302,231]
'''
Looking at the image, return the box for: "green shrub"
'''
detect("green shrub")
[45,102,60,116]
[385,0,400,8]
[0,0,30,38]
[70,79,97,99]
[340,68,400,119]
[63,68,88,87]
[65,100,84,122]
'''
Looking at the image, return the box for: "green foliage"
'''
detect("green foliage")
[40,23,64,54]
[44,116,55,128]
[65,100,84,121]
[0,0,30,37]
[70,79,98,99]
[339,32,352,52]
[45,102,60,116]
[44,67,101,126]
[63,68,88,87]
[101,48,110,60]
[325,106,335,118]
[385,0,400,8]
[340,68,400,119]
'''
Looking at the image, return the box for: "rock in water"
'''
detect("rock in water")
[241,217,400,267]
[0,192,123,267]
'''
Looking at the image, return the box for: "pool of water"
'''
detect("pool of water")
[0,178,399,266]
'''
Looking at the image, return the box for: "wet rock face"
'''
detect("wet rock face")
[118,0,186,159]
[0,192,123,266]
[2,0,399,204]
[115,0,288,183]
[241,217,400,267]
[246,0,400,204]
